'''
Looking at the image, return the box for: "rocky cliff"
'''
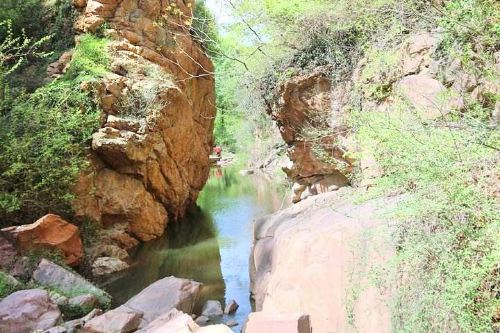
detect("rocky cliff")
[265,31,498,203]
[71,0,216,242]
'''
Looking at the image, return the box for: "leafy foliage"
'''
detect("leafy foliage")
[0,35,108,225]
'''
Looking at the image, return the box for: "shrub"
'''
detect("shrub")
[0,35,109,226]
[351,96,499,332]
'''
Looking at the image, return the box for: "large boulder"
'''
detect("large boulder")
[33,259,111,305]
[0,289,61,333]
[124,276,202,325]
[73,0,216,243]
[1,214,83,266]
[250,190,397,333]
[84,306,143,333]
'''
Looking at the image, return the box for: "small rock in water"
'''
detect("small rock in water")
[224,299,239,315]
[201,300,223,317]
[195,315,210,325]
[226,319,239,327]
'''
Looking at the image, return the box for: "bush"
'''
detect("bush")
[351,95,499,332]
[0,35,109,226]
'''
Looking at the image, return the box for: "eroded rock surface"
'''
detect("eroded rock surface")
[266,70,352,202]
[72,0,216,243]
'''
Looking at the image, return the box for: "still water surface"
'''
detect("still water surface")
[104,165,287,327]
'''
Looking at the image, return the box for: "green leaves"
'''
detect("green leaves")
[0,35,108,225]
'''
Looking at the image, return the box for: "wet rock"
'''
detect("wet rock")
[245,312,311,333]
[60,308,102,332]
[201,300,223,317]
[1,214,83,266]
[33,259,110,306]
[195,315,210,325]
[84,306,142,333]
[92,257,129,277]
[224,299,239,315]
[69,294,98,308]
[0,289,62,333]
[124,276,201,324]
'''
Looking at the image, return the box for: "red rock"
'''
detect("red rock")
[1,214,83,266]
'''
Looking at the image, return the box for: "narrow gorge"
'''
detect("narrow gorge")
[0,1,498,333]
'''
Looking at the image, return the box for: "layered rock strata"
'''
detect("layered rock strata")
[72,0,216,242]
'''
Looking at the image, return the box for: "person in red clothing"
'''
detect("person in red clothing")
[213,145,222,157]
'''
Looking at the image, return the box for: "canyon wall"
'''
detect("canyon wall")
[72,0,216,242]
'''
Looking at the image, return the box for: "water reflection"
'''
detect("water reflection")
[104,165,288,327]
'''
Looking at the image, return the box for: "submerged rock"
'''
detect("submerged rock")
[201,300,223,317]
[1,214,83,266]
[0,289,62,333]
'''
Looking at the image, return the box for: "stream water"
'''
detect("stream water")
[104,165,288,328]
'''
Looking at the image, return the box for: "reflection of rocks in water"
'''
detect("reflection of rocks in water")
[103,207,224,307]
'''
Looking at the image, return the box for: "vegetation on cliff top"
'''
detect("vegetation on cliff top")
[0,0,108,226]
[208,0,499,332]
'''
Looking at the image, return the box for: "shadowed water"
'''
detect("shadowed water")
[104,165,288,328]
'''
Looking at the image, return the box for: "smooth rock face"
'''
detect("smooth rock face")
[84,306,143,333]
[124,276,202,325]
[92,256,129,276]
[245,312,311,333]
[250,190,397,333]
[0,289,62,333]
[33,259,110,305]
[73,0,216,243]
[201,300,223,317]
[1,214,83,265]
